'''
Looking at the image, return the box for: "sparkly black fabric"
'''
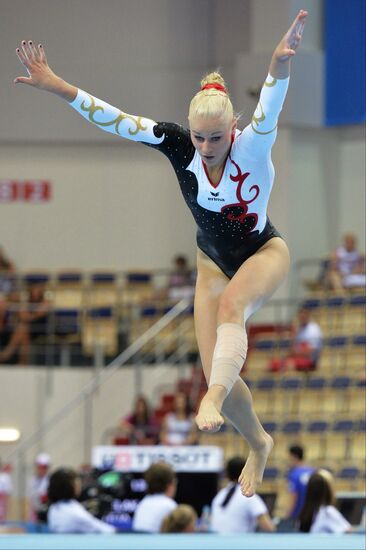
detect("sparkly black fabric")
[144,122,281,279]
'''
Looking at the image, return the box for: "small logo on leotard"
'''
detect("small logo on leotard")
[210,191,220,197]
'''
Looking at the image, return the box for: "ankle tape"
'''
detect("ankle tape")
[209,323,248,394]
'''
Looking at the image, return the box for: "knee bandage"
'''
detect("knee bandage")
[209,323,248,394]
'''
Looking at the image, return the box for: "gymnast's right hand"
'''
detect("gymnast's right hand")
[14,40,77,101]
[14,40,60,91]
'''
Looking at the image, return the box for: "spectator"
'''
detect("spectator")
[47,467,115,533]
[159,392,198,446]
[325,233,365,291]
[0,459,13,522]
[269,308,323,372]
[210,456,275,533]
[0,246,15,296]
[299,469,352,533]
[285,445,315,521]
[0,284,50,365]
[132,462,177,533]
[167,255,195,301]
[28,453,51,522]
[160,504,197,533]
[0,292,29,365]
[120,394,159,445]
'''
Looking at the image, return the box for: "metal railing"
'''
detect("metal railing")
[4,297,192,518]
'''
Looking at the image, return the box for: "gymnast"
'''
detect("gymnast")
[14,9,307,497]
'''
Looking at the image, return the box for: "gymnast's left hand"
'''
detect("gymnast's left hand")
[274,9,308,62]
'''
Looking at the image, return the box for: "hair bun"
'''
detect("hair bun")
[200,71,228,93]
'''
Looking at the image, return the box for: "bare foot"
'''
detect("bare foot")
[195,395,224,432]
[238,433,273,497]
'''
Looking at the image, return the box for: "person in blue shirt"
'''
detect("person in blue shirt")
[286,445,315,520]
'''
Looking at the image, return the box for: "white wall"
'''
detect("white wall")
[0,143,197,270]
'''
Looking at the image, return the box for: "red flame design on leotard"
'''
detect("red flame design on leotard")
[221,158,259,233]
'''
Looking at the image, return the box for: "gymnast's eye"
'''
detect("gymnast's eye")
[210,136,222,142]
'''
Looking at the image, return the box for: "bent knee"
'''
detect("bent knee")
[217,292,247,325]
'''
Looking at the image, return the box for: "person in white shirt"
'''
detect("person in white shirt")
[132,461,177,533]
[210,456,275,534]
[299,469,352,534]
[47,467,115,534]
[160,392,198,446]
[0,459,13,522]
[27,452,51,522]
[270,308,323,372]
[326,233,365,291]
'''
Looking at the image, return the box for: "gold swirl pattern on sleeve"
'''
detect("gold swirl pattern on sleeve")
[251,102,277,135]
[264,76,277,87]
[80,94,147,136]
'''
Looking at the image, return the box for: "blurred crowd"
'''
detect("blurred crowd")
[0,445,358,535]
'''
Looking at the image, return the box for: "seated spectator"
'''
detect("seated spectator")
[0,293,29,365]
[0,459,13,522]
[160,504,197,533]
[159,392,198,446]
[269,308,323,372]
[0,246,16,297]
[132,462,177,533]
[210,456,275,533]
[28,453,51,522]
[120,394,159,444]
[47,467,115,533]
[285,445,315,521]
[299,469,352,533]
[167,255,195,301]
[325,233,365,291]
[20,282,51,342]
[0,284,50,365]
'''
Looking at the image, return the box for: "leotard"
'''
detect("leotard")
[69,74,289,278]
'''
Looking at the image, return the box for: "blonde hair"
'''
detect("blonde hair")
[160,504,197,533]
[189,71,234,124]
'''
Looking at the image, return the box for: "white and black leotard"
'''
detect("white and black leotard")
[69,75,289,278]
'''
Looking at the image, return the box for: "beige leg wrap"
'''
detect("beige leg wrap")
[209,323,248,395]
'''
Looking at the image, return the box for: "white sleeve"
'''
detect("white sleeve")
[69,89,165,144]
[73,503,116,534]
[249,495,269,518]
[239,74,289,157]
[311,506,351,533]
[0,475,12,494]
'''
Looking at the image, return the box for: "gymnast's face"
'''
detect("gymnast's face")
[190,116,236,169]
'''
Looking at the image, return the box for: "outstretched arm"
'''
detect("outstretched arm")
[239,9,308,153]
[269,9,308,79]
[14,40,164,144]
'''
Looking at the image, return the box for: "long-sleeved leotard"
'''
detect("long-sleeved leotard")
[69,74,289,278]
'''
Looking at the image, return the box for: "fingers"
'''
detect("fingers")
[288,9,308,36]
[38,44,47,63]
[17,39,44,65]
[15,46,28,67]
[27,40,39,62]
[14,76,33,86]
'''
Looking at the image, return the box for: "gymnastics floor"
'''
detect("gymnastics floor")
[0,533,364,550]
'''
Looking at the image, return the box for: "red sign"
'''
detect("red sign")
[0,180,51,203]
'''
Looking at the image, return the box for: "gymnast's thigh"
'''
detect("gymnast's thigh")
[219,237,290,323]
